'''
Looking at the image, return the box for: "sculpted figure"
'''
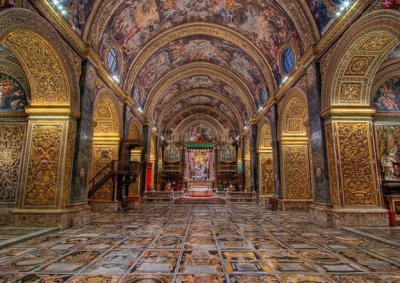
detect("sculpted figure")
[380,145,399,180]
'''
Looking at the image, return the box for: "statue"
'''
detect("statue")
[380,145,399,180]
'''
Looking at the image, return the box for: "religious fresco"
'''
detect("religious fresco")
[306,0,354,34]
[133,35,268,100]
[0,0,15,8]
[184,123,215,143]
[98,0,302,84]
[151,75,249,123]
[0,73,27,111]
[59,0,95,34]
[374,76,400,112]
[163,107,237,143]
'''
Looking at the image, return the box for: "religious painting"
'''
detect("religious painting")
[306,0,354,34]
[0,0,14,8]
[381,0,400,10]
[0,73,27,111]
[98,0,302,84]
[61,0,95,34]
[184,123,215,143]
[374,76,400,112]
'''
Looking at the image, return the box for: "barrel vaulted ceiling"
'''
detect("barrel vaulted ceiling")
[58,0,353,138]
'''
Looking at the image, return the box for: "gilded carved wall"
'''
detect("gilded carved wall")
[259,154,274,196]
[336,122,377,206]
[24,124,64,207]
[281,144,311,199]
[0,123,25,203]
[325,123,339,206]
[4,31,69,106]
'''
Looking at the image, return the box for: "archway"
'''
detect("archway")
[322,10,400,227]
[88,92,121,208]
[0,9,82,226]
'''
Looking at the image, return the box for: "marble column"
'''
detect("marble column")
[250,124,259,192]
[306,62,333,226]
[270,104,282,198]
[70,61,95,205]
[140,124,151,193]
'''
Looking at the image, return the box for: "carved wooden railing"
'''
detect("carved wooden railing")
[143,191,185,202]
[88,160,141,200]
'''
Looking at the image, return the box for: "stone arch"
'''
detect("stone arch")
[93,92,121,139]
[258,120,273,150]
[128,121,142,140]
[279,89,309,139]
[0,8,79,109]
[174,116,226,143]
[145,63,255,119]
[322,10,400,112]
[157,89,243,129]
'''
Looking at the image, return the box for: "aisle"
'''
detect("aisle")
[0,204,400,282]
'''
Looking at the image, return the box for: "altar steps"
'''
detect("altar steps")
[174,196,226,204]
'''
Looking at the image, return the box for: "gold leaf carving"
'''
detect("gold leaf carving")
[0,124,25,203]
[25,125,63,206]
[337,122,376,205]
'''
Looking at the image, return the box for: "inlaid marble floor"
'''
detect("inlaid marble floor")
[1,203,400,282]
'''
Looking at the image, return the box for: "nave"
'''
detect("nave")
[1,204,400,283]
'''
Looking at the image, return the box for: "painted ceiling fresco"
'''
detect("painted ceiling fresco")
[98,0,303,84]
[133,35,268,99]
[151,75,249,123]
[306,0,354,34]
[374,76,400,113]
[59,0,95,34]
[161,95,238,128]
[184,123,216,142]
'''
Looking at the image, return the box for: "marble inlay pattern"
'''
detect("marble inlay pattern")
[1,204,400,282]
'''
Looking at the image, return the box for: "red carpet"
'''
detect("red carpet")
[174,196,226,204]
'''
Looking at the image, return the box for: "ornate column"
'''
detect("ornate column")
[250,124,259,192]
[140,124,151,193]
[12,106,90,228]
[70,61,96,205]
[305,63,333,226]
[324,109,388,227]
[270,104,282,198]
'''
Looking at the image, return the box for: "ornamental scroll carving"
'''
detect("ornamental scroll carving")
[245,161,251,189]
[4,31,68,105]
[325,123,339,206]
[0,124,25,203]
[260,154,274,195]
[25,125,63,206]
[337,122,376,205]
[282,145,310,199]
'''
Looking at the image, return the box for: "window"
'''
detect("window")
[281,48,295,75]
[107,48,118,74]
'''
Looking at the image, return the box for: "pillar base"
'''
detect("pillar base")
[275,198,313,211]
[331,207,389,228]
[88,200,118,212]
[309,202,333,227]
[10,204,91,229]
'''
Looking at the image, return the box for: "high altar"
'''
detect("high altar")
[184,144,216,190]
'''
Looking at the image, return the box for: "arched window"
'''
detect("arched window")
[107,48,118,74]
[281,48,295,75]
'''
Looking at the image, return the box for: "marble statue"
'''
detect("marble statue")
[380,145,399,180]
